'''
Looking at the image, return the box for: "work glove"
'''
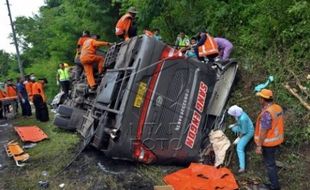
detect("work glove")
[228,124,235,129]
[233,137,241,145]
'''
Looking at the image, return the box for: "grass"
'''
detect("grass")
[2,113,79,190]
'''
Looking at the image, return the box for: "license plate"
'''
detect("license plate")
[134,82,147,108]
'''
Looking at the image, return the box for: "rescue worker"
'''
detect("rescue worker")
[80,34,112,90]
[228,105,254,173]
[214,37,233,61]
[32,78,49,122]
[76,31,90,55]
[255,89,284,190]
[153,28,162,41]
[74,31,90,81]
[24,75,34,101]
[57,63,71,98]
[0,86,6,98]
[194,31,219,61]
[16,77,32,117]
[115,7,138,41]
[5,79,18,113]
[175,31,190,50]
[0,83,7,119]
[5,79,17,98]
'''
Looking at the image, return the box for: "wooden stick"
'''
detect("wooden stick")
[283,83,310,111]
[288,70,310,97]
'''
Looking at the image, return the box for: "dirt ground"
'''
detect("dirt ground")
[0,116,177,190]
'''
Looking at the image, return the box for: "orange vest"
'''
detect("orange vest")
[6,86,17,97]
[25,81,33,97]
[32,82,46,102]
[254,104,284,147]
[115,13,133,36]
[0,90,6,99]
[198,33,219,58]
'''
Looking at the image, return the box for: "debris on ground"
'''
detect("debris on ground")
[59,183,65,188]
[0,123,9,127]
[22,143,37,149]
[14,125,48,142]
[4,140,30,167]
[38,180,49,189]
[283,83,310,111]
[97,162,124,175]
[164,163,239,190]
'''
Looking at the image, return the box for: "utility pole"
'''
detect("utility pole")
[5,0,24,78]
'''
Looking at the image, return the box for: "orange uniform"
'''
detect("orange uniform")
[254,104,284,147]
[80,38,109,88]
[32,82,46,102]
[0,89,6,99]
[6,86,17,97]
[198,33,219,58]
[25,81,33,100]
[77,36,90,49]
[115,13,133,41]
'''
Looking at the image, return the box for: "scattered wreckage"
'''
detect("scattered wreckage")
[54,35,238,164]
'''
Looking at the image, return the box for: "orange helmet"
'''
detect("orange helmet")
[256,89,273,99]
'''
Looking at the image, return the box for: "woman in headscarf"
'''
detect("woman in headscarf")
[228,105,254,173]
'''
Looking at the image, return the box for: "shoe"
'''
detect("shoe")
[262,183,281,190]
[238,168,245,173]
[89,86,97,93]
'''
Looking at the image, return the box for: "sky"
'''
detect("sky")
[0,0,44,53]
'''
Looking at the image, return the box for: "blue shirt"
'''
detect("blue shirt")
[235,112,254,135]
[16,82,28,100]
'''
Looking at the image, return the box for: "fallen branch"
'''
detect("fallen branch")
[288,70,310,98]
[283,83,310,111]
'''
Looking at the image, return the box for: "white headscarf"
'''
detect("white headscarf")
[228,105,243,117]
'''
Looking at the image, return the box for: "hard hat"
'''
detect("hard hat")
[64,63,69,68]
[256,89,273,99]
[127,7,138,14]
[228,105,243,117]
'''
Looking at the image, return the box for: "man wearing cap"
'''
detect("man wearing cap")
[228,105,254,173]
[255,89,284,190]
[115,7,138,41]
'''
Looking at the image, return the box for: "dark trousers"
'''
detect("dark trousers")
[20,99,32,116]
[60,80,70,97]
[262,146,280,190]
[33,94,49,122]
